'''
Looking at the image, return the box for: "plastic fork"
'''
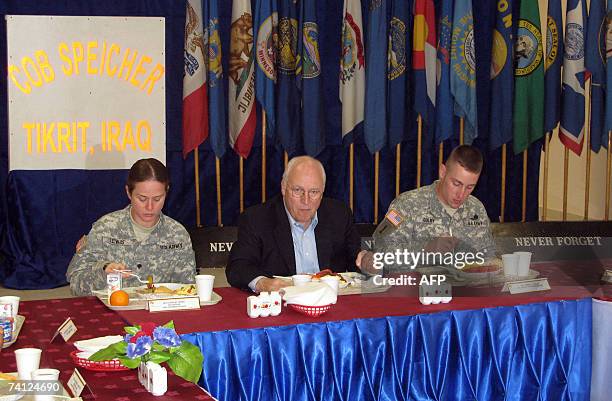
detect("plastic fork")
[111,269,151,285]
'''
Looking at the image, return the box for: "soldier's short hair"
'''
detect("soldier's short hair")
[446,145,483,174]
[127,158,170,193]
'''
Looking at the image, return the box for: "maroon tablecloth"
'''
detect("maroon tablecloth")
[117,259,611,334]
[0,297,216,401]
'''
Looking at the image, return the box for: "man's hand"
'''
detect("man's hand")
[104,262,129,277]
[424,236,459,254]
[255,277,291,293]
[356,250,378,275]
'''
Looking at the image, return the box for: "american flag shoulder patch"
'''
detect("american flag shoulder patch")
[385,209,404,226]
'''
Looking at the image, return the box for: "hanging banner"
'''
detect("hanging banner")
[6,15,166,170]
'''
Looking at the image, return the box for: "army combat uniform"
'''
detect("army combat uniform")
[66,206,196,295]
[373,181,496,272]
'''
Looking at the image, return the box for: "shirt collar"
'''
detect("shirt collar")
[284,205,318,232]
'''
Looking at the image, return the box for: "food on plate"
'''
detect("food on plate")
[109,290,130,306]
[0,372,17,380]
[147,275,154,289]
[176,284,197,295]
[310,269,347,284]
[137,284,196,296]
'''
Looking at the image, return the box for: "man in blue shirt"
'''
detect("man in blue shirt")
[226,156,363,292]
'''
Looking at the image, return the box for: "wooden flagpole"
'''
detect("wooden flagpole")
[194,148,202,227]
[521,150,527,222]
[239,157,244,213]
[215,157,222,226]
[606,132,611,220]
[374,151,380,224]
[459,118,464,145]
[542,132,551,221]
[284,151,288,169]
[395,144,401,197]
[349,144,354,211]
[438,142,444,174]
[261,112,267,203]
[500,144,507,223]
[417,115,422,188]
[563,147,569,220]
[584,79,592,220]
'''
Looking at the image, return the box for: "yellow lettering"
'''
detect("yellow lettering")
[58,42,73,75]
[78,121,90,152]
[108,121,122,151]
[129,55,151,88]
[497,0,508,12]
[122,121,136,150]
[57,122,71,152]
[118,48,137,81]
[137,121,151,151]
[23,122,35,153]
[21,57,43,87]
[87,41,98,74]
[141,64,165,95]
[106,43,120,77]
[502,13,512,29]
[42,122,58,153]
[8,65,31,94]
[99,41,107,75]
[34,50,55,83]
[72,42,84,75]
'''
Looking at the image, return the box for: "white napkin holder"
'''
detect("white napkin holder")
[418,281,452,305]
[247,291,282,318]
[138,361,167,396]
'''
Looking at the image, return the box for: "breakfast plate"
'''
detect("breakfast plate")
[0,373,22,401]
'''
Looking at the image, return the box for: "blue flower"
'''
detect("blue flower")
[124,334,133,343]
[153,326,181,348]
[126,335,152,359]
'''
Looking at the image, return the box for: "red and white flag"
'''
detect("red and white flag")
[339,0,365,138]
[228,0,257,158]
[182,0,209,158]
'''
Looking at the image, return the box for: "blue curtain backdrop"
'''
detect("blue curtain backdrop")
[0,0,541,289]
[183,298,592,401]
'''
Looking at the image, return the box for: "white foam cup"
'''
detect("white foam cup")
[31,368,60,401]
[514,251,532,277]
[195,275,215,302]
[15,347,42,380]
[501,254,520,277]
[320,276,340,294]
[0,296,20,317]
[291,274,311,287]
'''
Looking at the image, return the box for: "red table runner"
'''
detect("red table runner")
[0,297,216,401]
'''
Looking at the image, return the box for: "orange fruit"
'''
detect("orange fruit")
[109,290,129,306]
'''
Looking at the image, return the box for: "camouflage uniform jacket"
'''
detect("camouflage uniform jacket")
[66,206,196,295]
[373,181,496,270]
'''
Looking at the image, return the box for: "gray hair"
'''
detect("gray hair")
[281,156,326,187]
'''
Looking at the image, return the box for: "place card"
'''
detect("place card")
[501,278,551,294]
[147,296,201,313]
[601,269,612,284]
[50,317,77,343]
[66,368,86,398]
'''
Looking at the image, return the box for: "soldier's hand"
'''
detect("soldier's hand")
[424,236,459,254]
[356,250,378,275]
[103,262,129,277]
[255,277,291,293]
[75,235,87,252]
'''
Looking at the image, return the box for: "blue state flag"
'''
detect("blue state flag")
[364,0,388,153]
[276,0,300,154]
[296,0,324,156]
[253,0,278,138]
[586,0,606,152]
[387,0,409,147]
[203,0,227,158]
[450,0,478,144]
[543,0,564,134]
[559,0,587,155]
[435,0,453,145]
[489,0,513,150]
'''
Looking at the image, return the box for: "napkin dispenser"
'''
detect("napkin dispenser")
[247,291,282,318]
[138,361,167,396]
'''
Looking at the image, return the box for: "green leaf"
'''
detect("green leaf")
[162,321,175,329]
[152,343,166,352]
[166,341,203,383]
[148,351,172,364]
[124,326,140,335]
[89,342,126,361]
[118,356,141,369]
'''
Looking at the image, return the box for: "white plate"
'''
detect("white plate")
[74,335,123,352]
[94,287,222,310]
[0,374,23,401]
[1,315,25,349]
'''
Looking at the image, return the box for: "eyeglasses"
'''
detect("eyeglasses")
[290,186,322,200]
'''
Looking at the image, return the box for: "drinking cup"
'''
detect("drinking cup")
[195,275,215,302]
[501,254,519,277]
[291,274,311,287]
[15,347,42,379]
[514,251,532,277]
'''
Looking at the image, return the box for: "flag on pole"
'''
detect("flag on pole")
[559,0,587,156]
[340,0,365,140]
[412,0,436,128]
[488,0,513,150]
[434,0,453,146]
[543,0,564,135]
[364,0,387,153]
[183,0,208,157]
[450,0,478,144]
[228,0,257,158]
[254,0,278,137]
[387,0,411,147]
[606,1,612,142]
[276,0,301,154]
[296,0,325,156]
[586,0,606,152]
[513,0,544,154]
[204,0,227,158]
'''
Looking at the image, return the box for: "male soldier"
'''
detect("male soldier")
[356,145,496,273]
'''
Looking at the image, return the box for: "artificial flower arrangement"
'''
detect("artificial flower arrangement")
[89,321,203,383]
